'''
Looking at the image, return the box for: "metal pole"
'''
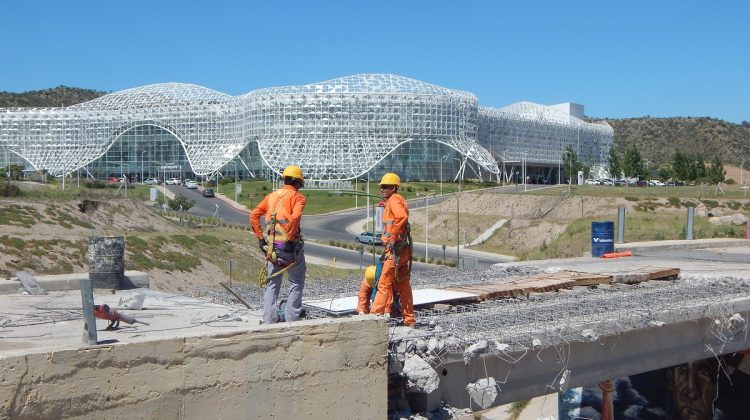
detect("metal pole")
[425,195,429,260]
[366,172,370,232]
[686,207,695,240]
[456,192,460,267]
[80,278,97,345]
[234,160,238,203]
[372,206,376,265]
[617,207,625,243]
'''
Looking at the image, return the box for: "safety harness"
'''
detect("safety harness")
[369,222,413,303]
[258,190,301,288]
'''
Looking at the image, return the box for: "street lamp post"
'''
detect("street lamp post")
[439,155,449,196]
[423,192,436,260]
[521,152,527,192]
[456,191,460,267]
[141,151,146,184]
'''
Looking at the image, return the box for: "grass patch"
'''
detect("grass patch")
[508,399,531,420]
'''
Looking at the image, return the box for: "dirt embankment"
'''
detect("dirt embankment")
[0,198,255,292]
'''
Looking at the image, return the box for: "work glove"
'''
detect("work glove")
[259,238,268,253]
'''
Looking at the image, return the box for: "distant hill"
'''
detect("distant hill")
[604,117,750,167]
[2,86,749,167]
[0,86,106,107]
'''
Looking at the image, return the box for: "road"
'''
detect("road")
[167,183,543,269]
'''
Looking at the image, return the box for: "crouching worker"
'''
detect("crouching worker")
[370,172,415,327]
[250,165,307,324]
[356,265,378,314]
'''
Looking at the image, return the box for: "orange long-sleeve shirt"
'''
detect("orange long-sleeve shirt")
[249,185,306,242]
[381,192,409,245]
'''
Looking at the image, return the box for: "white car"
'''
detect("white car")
[185,180,198,189]
[165,178,182,185]
[649,180,665,186]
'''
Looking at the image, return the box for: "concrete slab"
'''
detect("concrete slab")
[0,288,263,357]
[0,289,390,419]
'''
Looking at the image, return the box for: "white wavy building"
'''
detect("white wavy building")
[0,74,611,183]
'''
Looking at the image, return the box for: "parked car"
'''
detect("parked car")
[357,231,383,246]
[144,178,161,185]
[185,180,198,189]
[202,188,215,198]
[648,180,666,187]
[636,180,649,187]
[165,178,182,185]
[614,179,628,186]
[584,179,599,185]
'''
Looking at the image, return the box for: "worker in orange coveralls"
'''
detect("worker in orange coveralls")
[249,165,307,324]
[369,172,415,327]
[356,265,378,314]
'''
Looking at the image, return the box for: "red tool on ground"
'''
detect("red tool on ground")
[93,304,149,330]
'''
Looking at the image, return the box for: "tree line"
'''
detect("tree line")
[561,145,726,185]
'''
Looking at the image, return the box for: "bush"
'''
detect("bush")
[0,183,23,197]
[219,177,232,185]
[667,197,681,207]
[168,194,195,211]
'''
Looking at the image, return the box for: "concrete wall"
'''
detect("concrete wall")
[0,317,388,419]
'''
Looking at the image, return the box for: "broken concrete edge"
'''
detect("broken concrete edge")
[0,315,389,420]
[0,271,149,294]
[387,297,750,412]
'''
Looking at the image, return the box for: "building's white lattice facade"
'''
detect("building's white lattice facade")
[0,74,612,182]
[478,102,614,182]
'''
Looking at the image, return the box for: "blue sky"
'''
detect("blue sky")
[1,1,748,122]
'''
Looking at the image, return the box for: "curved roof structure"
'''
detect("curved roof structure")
[0,74,498,179]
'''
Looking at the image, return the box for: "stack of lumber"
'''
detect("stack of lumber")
[441,267,679,301]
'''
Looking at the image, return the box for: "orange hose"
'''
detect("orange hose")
[601,251,632,258]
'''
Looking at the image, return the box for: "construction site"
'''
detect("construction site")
[2,231,750,418]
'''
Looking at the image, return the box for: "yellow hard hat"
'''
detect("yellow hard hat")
[379,172,400,186]
[364,265,377,287]
[281,165,304,180]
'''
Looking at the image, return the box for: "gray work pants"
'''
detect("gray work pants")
[262,248,306,324]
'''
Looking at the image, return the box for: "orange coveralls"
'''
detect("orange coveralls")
[356,279,373,314]
[370,192,414,326]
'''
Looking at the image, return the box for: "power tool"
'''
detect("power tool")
[93,304,149,330]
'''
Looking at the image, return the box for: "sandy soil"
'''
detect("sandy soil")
[0,198,234,292]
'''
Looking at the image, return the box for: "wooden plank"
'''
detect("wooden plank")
[648,267,680,280]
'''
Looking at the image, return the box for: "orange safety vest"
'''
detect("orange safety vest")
[249,185,306,243]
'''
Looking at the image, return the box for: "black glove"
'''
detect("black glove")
[259,238,268,253]
[283,241,296,253]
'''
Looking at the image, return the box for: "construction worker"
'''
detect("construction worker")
[249,165,307,324]
[370,172,415,327]
[356,265,378,314]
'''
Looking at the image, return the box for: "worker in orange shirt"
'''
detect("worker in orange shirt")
[249,165,307,324]
[370,172,415,327]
